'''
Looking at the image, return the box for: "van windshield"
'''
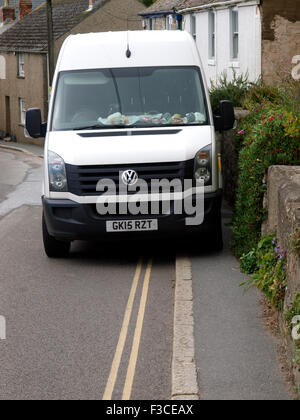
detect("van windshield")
[51,66,209,131]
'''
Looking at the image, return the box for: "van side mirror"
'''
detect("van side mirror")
[214,100,235,132]
[25,108,47,138]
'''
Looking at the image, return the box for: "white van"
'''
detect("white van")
[26,31,234,258]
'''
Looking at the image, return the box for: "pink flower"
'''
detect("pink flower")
[238,129,244,135]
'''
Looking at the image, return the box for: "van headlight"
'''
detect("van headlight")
[194,145,212,185]
[48,151,68,192]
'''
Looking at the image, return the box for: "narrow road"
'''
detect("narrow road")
[0,146,293,400]
[0,149,174,400]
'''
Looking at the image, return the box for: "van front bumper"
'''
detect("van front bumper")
[42,190,222,241]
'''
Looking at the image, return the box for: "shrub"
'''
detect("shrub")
[289,227,300,258]
[240,248,258,274]
[209,71,252,114]
[241,235,286,310]
[285,294,300,368]
[232,99,300,257]
[243,82,281,111]
[141,0,157,6]
[285,294,300,331]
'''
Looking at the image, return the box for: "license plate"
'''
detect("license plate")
[106,219,158,232]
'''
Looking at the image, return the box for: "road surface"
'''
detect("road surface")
[0,147,292,400]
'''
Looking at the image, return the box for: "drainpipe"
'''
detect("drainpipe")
[46,0,54,90]
[175,14,182,30]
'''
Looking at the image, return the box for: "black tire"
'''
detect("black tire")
[42,214,71,258]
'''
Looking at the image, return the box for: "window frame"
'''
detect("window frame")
[208,10,216,60]
[230,7,239,61]
[17,53,25,78]
[191,14,196,40]
[166,14,173,30]
[19,97,26,125]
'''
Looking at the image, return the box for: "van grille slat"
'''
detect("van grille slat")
[65,160,194,196]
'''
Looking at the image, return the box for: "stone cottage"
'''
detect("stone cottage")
[0,0,145,144]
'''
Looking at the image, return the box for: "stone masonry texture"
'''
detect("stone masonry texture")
[262,165,300,396]
[260,0,300,84]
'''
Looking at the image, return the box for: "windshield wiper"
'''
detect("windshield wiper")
[73,124,104,131]
[73,124,130,131]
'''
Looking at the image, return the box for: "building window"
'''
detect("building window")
[230,8,239,60]
[191,14,196,40]
[19,98,26,125]
[166,14,173,30]
[208,10,216,59]
[0,55,6,80]
[17,53,25,77]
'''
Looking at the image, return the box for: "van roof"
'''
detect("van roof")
[57,30,200,72]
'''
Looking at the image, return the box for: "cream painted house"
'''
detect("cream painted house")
[180,0,261,87]
[142,0,300,86]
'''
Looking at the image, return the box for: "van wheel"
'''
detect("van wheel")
[42,214,71,258]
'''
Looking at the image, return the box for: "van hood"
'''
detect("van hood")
[46,126,213,166]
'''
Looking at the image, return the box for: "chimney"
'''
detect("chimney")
[18,0,32,20]
[0,1,16,24]
[88,0,99,10]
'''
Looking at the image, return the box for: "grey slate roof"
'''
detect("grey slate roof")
[144,0,238,14]
[0,0,100,52]
[179,0,242,9]
[144,0,183,13]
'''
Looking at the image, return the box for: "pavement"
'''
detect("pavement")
[190,205,292,400]
[0,140,44,158]
[0,141,294,400]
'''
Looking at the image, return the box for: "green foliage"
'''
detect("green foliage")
[285,294,300,368]
[293,348,300,368]
[232,80,300,257]
[240,234,278,274]
[141,0,157,6]
[240,248,258,274]
[240,235,286,310]
[209,71,252,114]
[242,82,281,111]
[289,227,300,258]
[285,294,300,330]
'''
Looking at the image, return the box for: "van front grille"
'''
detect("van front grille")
[65,160,194,196]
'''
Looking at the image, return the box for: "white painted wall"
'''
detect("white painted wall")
[183,2,261,87]
[0,55,5,79]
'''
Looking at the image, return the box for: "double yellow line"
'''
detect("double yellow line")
[102,258,153,400]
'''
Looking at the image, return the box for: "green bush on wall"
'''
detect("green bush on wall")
[231,80,300,258]
[209,71,252,114]
[240,235,287,310]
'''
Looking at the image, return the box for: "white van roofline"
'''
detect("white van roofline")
[56,30,201,72]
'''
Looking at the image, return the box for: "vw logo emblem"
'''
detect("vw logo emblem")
[121,169,138,186]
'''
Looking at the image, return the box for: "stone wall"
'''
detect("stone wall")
[260,0,300,84]
[262,165,300,395]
